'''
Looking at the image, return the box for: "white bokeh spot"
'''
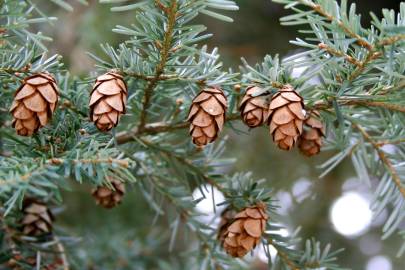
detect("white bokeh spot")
[366,256,392,270]
[330,192,372,237]
[192,184,225,224]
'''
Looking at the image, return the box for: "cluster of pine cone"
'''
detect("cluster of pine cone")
[18,178,125,237]
[9,71,324,155]
[9,71,127,136]
[8,73,322,259]
[188,84,325,156]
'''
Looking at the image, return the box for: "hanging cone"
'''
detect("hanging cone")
[92,178,126,209]
[298,110,325,156]
[218,208,237,243]
[187,87,227,146]
[239,86,269,128]
[20,199,54,236]
[267,84,305,150]
[10,72,59,136]
[221,203,268,258]
[89,72,127,131]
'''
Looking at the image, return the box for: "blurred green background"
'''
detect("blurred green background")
[38,0,404,269]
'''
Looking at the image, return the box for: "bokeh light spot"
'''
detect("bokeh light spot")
[193,185,225,214]
[366,256,392,270]
[330,192,372,237]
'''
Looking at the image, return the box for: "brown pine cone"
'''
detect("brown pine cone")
[92,179,126,209]
[218,208,236,243]
[187,87,227,146]
[89,72,127,131]
[222,203,268,258]
[10,73,59,136]
[239,86,269,128]
[267,84,305,150]
[298,111,325,156]
[21,199,54,236]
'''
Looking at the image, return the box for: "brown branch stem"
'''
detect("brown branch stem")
[54,236,69,270]
[48,158,129,168]
[0,66,31,75]
[305,1,373,50]
[267,238,300,270]
[138,0,178,130]
[318,43,362,67]
[312,99,405,113]
[353,124,405,198]
[378,34,405,47]
[116,97,405,145]
[116,113,241,144]
[375,138,405,147]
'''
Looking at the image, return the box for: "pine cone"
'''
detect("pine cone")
[239,86,269,128]
[267,85,305,150]
[218,208,236,243]
[298,111,325,156]
[92,179,126,209]
[89,72,127,131]
[10,73,59,136]
[222,203,268,258]
[21,199,54,236]
[187,87,227,146]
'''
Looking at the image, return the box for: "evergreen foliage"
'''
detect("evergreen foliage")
[0,0,404,269]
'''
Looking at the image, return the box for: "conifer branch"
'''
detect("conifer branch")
[47,158,129,168]
[123,71,208,85]
[116,100,404,146]
[375,138,405,147]
[267,237,300,270]
[137,137,231,197]
[123,72,181,82]
[0,66,31,75]
[313,99,405,113]
[378,34,405,47]
[318,43,362,67]
[116,113,241,144]
[138,0,178,130]
[2,0,404,267]
[0,158,129,186]
[353,123,405,198]
[303,0,373,50]
[347,50,382,81]
[116,97,404,145]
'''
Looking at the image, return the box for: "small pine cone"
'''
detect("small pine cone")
[10,73,59,136]
[89,72,127,131]
[218,208,236,243]
[239,86,269,128]
[187,87,227,146]
[298,111,325,156]
[267,85,305,150]
[92,179,126,209]
[222,203,268,258]
[21,199,54,236]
